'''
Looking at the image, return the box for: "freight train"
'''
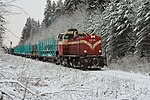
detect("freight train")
[11,29,107,70]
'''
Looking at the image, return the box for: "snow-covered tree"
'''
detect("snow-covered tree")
[37,20,40,29]
[86,0,110,11]
[43,0,53,27]
[20,17,39,44]
[134,1,150,61]
[0,1,6,47]
[21,17,32,40]
[57,0,64,9]
[99,0,136,62]
[55,0,64,14]
[52,1,56,13]
[84,0,110,34]
[64,0,85,12]
[43,0,59,27]
[0,16,5,47]
[63,0,110,12]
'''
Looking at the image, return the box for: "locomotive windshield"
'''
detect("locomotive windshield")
[64,34,74,40]
[58,31,88,41]
[77,33,87,37]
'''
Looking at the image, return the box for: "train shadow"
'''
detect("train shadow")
[61,65,106,71]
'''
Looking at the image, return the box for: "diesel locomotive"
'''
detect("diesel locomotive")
[12,29,107,70]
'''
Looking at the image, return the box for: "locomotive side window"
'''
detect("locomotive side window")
[64,34,74,40]
[58,34,63,41]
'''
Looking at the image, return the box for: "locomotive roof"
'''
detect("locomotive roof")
[61,31,87,34]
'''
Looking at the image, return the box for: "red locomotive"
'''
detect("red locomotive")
[57,29,106,70]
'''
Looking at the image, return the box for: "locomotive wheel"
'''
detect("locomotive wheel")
[70,58,78,68]
[59,57,63,65]
[81,64,87,70]
[73,59,78,67]
[74,60,78,68]
[69,61,74,68]
[63,58,71,67]
[63,59,68,67]
[80,59,87,70]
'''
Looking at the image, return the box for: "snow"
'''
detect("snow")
[145,16,150,21]
[0,91,2,99]
[0,53,150,100]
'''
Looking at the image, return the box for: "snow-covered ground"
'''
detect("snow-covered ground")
[0,53,150,100]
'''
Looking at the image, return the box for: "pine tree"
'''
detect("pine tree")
[64,0,85,12]
[0,16,5,47]
[37,20,40,29]
[21,17,38,43]
[86,0,110,11]
[43,0,53,27]
[52,1,56,14]
[30,18,38,33]
[134,1,150,61]
[57,0,63,9]
[56,0,64,13]
[0,16,5,36]
[21,17,31,41]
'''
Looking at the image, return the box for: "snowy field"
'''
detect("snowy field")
[0,53,150,100]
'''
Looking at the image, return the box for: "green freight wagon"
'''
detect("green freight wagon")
[24,44,32,55]
[38,37,58,57]
[14,44,32,55]
[14,45,24,55]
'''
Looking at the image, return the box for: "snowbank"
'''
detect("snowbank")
[0,54,150,100]
[109,55,150,74]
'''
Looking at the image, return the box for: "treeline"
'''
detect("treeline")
[20,18,40,44]
[20,0,150,62]
[0,0,9,46]
[20,0,64,44]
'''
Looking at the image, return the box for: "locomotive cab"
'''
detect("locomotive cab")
[58,29,87,56]
[58,30,87,41]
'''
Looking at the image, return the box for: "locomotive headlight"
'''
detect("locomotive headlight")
[84,50,87,53]
[99,50,102,53]
[91,35,95,38]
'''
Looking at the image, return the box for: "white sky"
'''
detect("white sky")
[4,0,60,47]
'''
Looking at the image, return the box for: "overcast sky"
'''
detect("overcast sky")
[4,0,60,47]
